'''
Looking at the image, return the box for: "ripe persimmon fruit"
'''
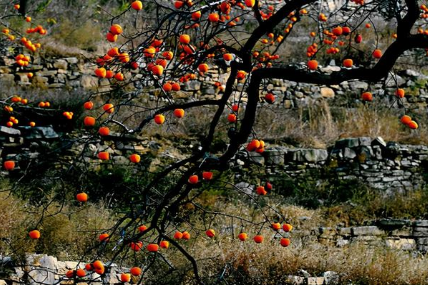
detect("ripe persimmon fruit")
[253,235,263,243]
[29,230,40,239]
[188,175,199,184]
[130,154,141,163]
[307,60,318,70]
[76,193,88,202]
[206,229,215,238]
[147,244,159,252]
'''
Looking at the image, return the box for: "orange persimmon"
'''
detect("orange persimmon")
[131,1,143,10]
[280,237,291,247]
[307,60,318,70]
[238,232,248,241]
[174,109,185,118]
[4,160,15,170]
[154,114,165,124]
[361,92,373,102]
[83,116,96,127]
[76,193,88,202]
[206,229,215,238]
[29,230,40,239]
[188,175,199,184]
[129,154,141,163]
[253,235,263,243]
[98,152,109,160]
[147,244,159,252]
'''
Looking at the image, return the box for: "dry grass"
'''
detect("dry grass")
[153,225,428,285]
[0,189,115,261]
[255,101,428,147]
[210,241,428,285]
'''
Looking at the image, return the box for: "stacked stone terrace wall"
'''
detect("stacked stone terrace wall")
[1,117,427,194]
[243,136,428,193]
[1,55,428,111]
[293,219,428,252]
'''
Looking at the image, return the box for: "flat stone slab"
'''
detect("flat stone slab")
[378,219,411,228]
[0,126,21,136]
[413,220,428,227]
[351,226,384,236]
[413,227,428,237]
[20,126,59,139]
[335,138,360,148]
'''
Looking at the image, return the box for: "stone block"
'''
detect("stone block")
[248,151,264,165]
[264,147,286,165]
[307,277,324,285]
[352,226,384,236]
[303,149,328,162]
[286,149,302,162]
[234,182,253,195]
[385,238,415,250]
[320,87,335,98]
[183,80,201,91]
[339,227,351,236]
[349,81,368,90]
[0,126,21,136]
[417,238,428,245]
[386,73,405,87]
[417,244,428,252]
[343,147,356,159]
[54,59,68,70]
[366,177,381,182]
[413,227,428,237]
[57,69,67,76]
[20,126,59,139]
[285,275,305,285]
[27,65,44,71]
[413,220,428,227]
[372,136,386,147]
[172,91,193,99]
[359,137,372,146]
[351,236,383,245]
[113,156,130,165]
[16,72,30,83]
[36,70,57,77]
[64,57,78,64]
[284,99,293,108]
[81,75,98,89]
[335,138,359,148]
[48,83,65,88]
[382,176,398,182]
[323,271,339,285]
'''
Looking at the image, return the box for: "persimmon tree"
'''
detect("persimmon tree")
[1,0,428,283]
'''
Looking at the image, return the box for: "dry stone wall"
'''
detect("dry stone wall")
[1,119,427,194]
[1,55,428,111]
[0,100,427,194]
[293,219,428,252]
[242,136,428,193]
